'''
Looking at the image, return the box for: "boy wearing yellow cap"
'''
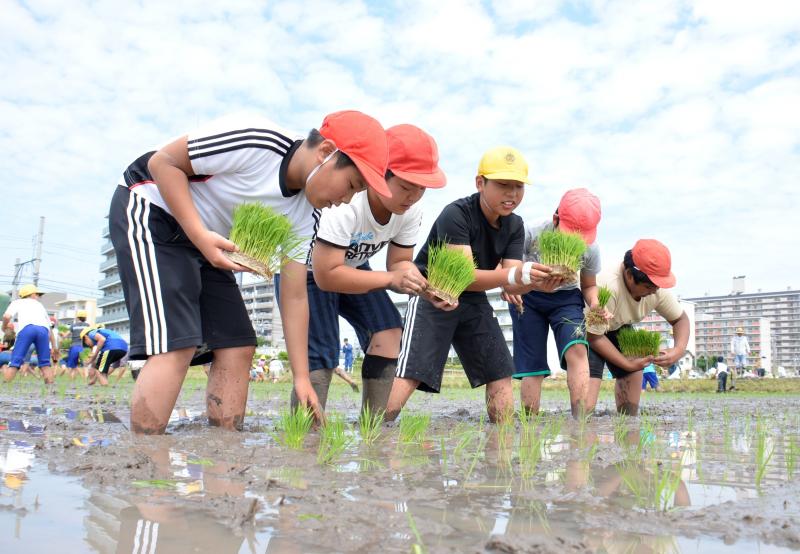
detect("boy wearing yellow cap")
[507,188,604,417]
[386,147,557,423]
[64,310,91,380]
[585,240,690,415]
[1,284,58,384]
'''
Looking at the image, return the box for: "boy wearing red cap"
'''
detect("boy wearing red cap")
[585,239,690,415]
[386,147,558,424]
[108,110,388,434]
[507,188,603,417]
[300,124,447,413]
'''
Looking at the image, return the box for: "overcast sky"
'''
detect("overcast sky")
[1,0,799,302]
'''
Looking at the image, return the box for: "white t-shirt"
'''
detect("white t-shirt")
[121,114,314,263]
[313,191,422,268]
[3,298,50,332]
[269,359,283,376]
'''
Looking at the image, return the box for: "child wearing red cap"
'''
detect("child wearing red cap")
[108,110,389,434]
[586,239,690,415]
[506,188,603,417]
[296,124,447,414]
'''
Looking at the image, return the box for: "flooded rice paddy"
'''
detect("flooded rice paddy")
[2,377,800,553]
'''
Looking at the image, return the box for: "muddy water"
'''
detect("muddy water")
[2,383,800,553]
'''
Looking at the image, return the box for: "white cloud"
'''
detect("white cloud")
[0,0,798,302]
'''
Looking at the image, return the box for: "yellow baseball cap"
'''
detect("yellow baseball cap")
[80,325,100,341]
[18,284,44,298]
[76,310,88,318]
[477,146,531,184]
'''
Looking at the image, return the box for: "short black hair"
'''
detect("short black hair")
[305,129,356,169]
[623,250,655,286]
[717,356,724,363]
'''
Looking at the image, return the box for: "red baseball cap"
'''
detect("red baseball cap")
[557,188,601,245]
[386,124,447,188]
[631,239,676,288]
[319,110,390,197]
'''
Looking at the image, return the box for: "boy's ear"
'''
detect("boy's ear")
[475,175,485,191]
[315,139,338,162]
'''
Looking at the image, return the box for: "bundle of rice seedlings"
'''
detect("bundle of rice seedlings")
[426,243,476,304]
[226,203,303,278]
[584,285,614,335]
[616,327,662,358]
[537,230,587,283]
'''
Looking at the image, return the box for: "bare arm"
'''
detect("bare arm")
[580,272,599,307]
[1,314,10,332]
[147,136,244,272]
[279,259,323,420]
[654,311,689,366]
[312,243,426,295]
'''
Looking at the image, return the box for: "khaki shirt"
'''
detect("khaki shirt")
[598,263,683,332]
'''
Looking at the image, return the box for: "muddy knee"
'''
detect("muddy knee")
[361,355,397,413]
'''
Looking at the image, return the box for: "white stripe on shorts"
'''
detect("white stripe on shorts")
[396,295,420,378]
[126,193,167,355]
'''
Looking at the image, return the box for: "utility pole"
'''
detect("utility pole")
[33,216,45,286]
[12,258,20,298]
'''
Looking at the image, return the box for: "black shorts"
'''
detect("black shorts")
[396,296,514,393]
[95,349,128,374]
[588,326,630,379]
[108,186,256,360]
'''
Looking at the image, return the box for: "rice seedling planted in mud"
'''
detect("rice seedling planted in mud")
[536,230,587,281]
[317,413,352,465]
[616,327,662,358]
[357,404,384,445]
[274,407,314,450]
[785,435,799,478]
[227,203,303,278]
[754,417,775,489]
[426,243,476,304]
[399,413,431,444]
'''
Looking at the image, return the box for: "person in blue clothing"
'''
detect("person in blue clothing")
[2,284,58,384]
[64,310,91,380]
[81,326,129,386]
[641,362,659,392]
[342,338,354,373]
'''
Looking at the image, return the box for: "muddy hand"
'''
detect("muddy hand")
[654,349,680,366]
[425,289,458,311]
[194,230,247,272]
[389,267,428,295]
[626,356,654,372]
[294,380,325,424]
[501,289,523,310]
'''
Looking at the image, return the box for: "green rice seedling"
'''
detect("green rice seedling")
[463,432,488,482]
[274,407,313,450]
[536,230,587,282]
[652,461,682,512]
[754,418,774,489]
[407,511,426,554]
[616,327,662,358]
[317,413,352,465]
[227,203,303,278]
[584,285,614,334]
[399,413,431,444]
[426,242,476,304]
[357,404,384,445]
[613,413,629,445]
[785,435,799,479]
[440,437,448,474]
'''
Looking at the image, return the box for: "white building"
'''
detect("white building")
[96,224,129,340]
[54,298,98,325]
[239,278,283,349]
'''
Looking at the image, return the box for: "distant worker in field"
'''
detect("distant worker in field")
[65,310,91,380]
[730,327,750,375]
[585,240,690,415]
[81,326,129,386]
[641,362,659,392]
[1,284,58,384]
[713,356,729,393]
[342,338,354,373]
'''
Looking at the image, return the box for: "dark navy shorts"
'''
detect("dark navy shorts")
[588,326,631,379]
[274,265,403,371]
[66,345,84,368]
[109,186,256,360]
[510,288,588,378]
[396,295,514,393]
[642,372,658,389]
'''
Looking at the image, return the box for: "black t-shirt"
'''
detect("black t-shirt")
[415,193,524,302]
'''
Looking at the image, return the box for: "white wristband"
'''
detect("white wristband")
[521,261,533,285]
[507,266,517,285]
